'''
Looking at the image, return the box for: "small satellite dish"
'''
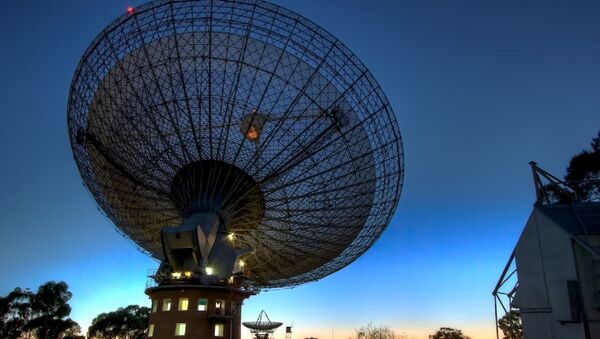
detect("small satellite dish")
[243,310,283,339]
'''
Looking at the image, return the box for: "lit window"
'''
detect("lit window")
[175,323,186,336]
[198,298,207,311]
[148,324,155,337]
[215,300,224,314]
[163,298,172,311]
[179,298,189,311]
[152,300,158,313]
[215,323,224,337]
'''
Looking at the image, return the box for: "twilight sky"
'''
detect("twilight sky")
[1,1,600,338]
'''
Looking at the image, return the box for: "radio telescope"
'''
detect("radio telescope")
[68,0,403,338]
[243,310,282,339]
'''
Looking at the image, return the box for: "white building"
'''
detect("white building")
[498,202,600,339]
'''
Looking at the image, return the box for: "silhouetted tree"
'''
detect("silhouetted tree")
[88,305,150,339]
[0,288,33,338]
[498,310,522,339]
[565,131,600,201]
[429,327,470,339]
[1,282,82,339]
[24,281,82,339]
[542,130,600,203]
[355,323,396,339]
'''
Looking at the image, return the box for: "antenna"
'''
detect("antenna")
[529,161,579,204]
[68,0,404,288]
[67,0,403,338]
[243,310,283,339]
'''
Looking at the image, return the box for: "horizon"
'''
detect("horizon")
[1,1,600,339]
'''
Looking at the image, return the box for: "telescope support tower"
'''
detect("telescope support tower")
[146,284,254,339]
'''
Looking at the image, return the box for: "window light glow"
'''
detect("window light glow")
[171,272,181,279]
[205,266,213,275]
[175,323,186,336]
[179,298,189,311]
[184,271,192,278]
[215,323,225,337]
[163,299,172,311]
[198,298,207,311]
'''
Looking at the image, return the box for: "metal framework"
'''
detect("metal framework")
[68,0,403,288]
[529,161,580,205]
[493,252,518,339]
[243,310,282,339]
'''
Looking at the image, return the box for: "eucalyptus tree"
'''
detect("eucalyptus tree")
[88,305,150,339]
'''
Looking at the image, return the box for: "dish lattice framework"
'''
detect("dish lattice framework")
[243,310,282,334]
[68,0,404,288]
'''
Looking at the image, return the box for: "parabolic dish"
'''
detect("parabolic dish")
[68,0,404,288]
[242,322,283,332]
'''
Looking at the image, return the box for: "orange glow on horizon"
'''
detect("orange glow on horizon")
[238,325,496,339]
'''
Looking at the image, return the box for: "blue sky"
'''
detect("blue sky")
[1,1,600,338]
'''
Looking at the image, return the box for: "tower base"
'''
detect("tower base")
[146,284,255,339]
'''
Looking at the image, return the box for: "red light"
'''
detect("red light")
[127,6,135,14]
